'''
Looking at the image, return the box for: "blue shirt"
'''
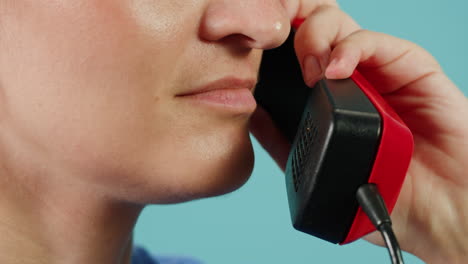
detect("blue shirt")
[132,246,202,264]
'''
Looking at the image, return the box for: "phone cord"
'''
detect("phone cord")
[356,184,404,264]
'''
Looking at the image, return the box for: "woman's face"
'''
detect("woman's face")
[0,1,291,203]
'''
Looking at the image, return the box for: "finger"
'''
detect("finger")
[280,0,339,21]
[325,30,468,146]
[324,30,442,94]
[294,6,361,86]
[296,0,339,18]
[249,106,291,171]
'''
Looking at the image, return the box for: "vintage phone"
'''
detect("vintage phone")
[254,29,414,245]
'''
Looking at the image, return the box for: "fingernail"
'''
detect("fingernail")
[325,58,341,78]
[303,56,322,87]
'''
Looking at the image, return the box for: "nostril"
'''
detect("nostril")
[199,1,291,50]
[216,34,255,55]
[222,34,255,45]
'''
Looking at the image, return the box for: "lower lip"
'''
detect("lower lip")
[177,88,257,113]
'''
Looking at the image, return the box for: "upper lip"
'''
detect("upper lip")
[176,77,257,97]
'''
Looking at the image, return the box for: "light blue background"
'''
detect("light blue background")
[134,1,468,263]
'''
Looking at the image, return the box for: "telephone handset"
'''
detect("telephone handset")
[254,25,413,245]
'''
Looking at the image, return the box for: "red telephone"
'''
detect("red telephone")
[254,19,413,245]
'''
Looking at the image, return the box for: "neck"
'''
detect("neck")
[0,161,143,264]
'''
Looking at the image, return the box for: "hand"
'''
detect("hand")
[251,0,351,171]
[250,4,468,264]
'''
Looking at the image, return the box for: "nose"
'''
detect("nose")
[199,0,291,50]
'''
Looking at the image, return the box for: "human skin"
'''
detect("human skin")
[0,1,292,263]
[251,3,468,264]
[0,0,467,264]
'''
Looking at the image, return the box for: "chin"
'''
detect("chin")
[168,133,255,204]
[129,129,256,205]
[198,143,255,199]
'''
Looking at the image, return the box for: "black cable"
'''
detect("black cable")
[356,184,404,264]
[379,222,404,264]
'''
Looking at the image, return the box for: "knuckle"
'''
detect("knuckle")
[345,29,374,43]
[313,4,342,16]
[296,0,339,18]
[354,29,373,37]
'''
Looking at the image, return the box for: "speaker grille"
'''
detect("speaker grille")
[292,111,318,192]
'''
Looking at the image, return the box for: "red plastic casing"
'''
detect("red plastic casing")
[292,18,414,244]
[341,71,414,244]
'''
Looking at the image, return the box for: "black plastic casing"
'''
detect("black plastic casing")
[255,32,383,243]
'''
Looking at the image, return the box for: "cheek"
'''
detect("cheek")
[0,1,180,177]
[1,0,256,202]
